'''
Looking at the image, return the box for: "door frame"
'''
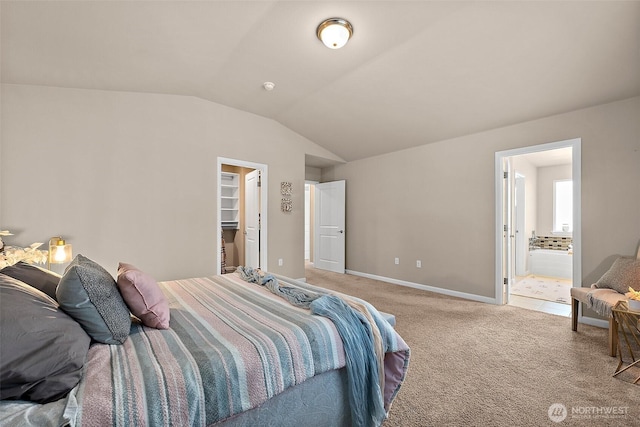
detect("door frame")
[500,156,513,304]
[494,138,582,305]
[217,157,268,275]
[304,180,319,263]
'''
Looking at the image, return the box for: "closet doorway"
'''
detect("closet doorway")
[217,157,268,275]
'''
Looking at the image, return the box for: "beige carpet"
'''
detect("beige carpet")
[511,275,572,304]
[304,266,640,426]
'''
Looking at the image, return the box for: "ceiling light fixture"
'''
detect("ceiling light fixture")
[316,18,353,49]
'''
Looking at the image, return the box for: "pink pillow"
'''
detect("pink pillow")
[116,262,170,329]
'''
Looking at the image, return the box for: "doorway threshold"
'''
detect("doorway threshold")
[508,295,571,317]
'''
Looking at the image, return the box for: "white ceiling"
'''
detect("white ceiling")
[2,1,639,166]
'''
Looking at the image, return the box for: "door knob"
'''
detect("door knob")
[338,230,344,234]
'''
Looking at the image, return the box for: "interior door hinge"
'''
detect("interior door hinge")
[504,171,508,179]
[504,224,508,232]
[504,277,509,285]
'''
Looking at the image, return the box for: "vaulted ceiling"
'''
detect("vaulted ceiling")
[2,1,639,164]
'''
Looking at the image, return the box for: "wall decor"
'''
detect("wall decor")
[281,198,292,213]
[280,182,292,196]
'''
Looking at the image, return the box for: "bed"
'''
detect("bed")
[0,257,410,427]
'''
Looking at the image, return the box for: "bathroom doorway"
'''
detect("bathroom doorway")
[495,138,581,316]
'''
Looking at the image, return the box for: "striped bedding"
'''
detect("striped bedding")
[0,272,409,426]
[74,274,352,426]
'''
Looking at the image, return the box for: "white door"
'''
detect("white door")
[514,175,526,276]
[245,170,260,268]
[313,180,345,273]
[502,158,513,304]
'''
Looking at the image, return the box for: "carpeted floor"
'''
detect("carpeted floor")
[304,266,640,426]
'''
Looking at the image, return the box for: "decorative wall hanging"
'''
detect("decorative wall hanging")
[281,198,292,213]
[280,182,292,196]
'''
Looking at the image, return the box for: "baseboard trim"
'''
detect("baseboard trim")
[312,269,607,330]
[345,269,497,305]
[578,315,608,329]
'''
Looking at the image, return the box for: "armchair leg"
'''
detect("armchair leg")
[609,317,618,357]
[571,298,579,331]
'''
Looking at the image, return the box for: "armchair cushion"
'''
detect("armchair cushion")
[594,257,640,295]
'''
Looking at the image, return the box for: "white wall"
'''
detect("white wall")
[322,97,640,299]
[3,84,638,306]
[0,84,343,280]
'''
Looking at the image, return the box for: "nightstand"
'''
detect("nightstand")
[612,300,640,384]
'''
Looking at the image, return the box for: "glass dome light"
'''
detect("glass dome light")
[317,18,353,49]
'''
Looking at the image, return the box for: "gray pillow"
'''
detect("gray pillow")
[0,274,91,403]
[594,257,640,295]
[57,254,131,344]
[0,261,60,300]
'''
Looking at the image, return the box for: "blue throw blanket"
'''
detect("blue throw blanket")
[237,267,387,427]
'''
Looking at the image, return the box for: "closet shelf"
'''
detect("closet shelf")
[220,172,239,230]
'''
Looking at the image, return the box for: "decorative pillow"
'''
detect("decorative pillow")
[0,273,91,403]
[117,262,170,329]
[57,254,131,344]
[0,261,61,300]
[594,257,640,295]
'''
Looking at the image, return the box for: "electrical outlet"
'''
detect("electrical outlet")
[278,258,283,266]
[394,257,399,265]
[416,260,422,268]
